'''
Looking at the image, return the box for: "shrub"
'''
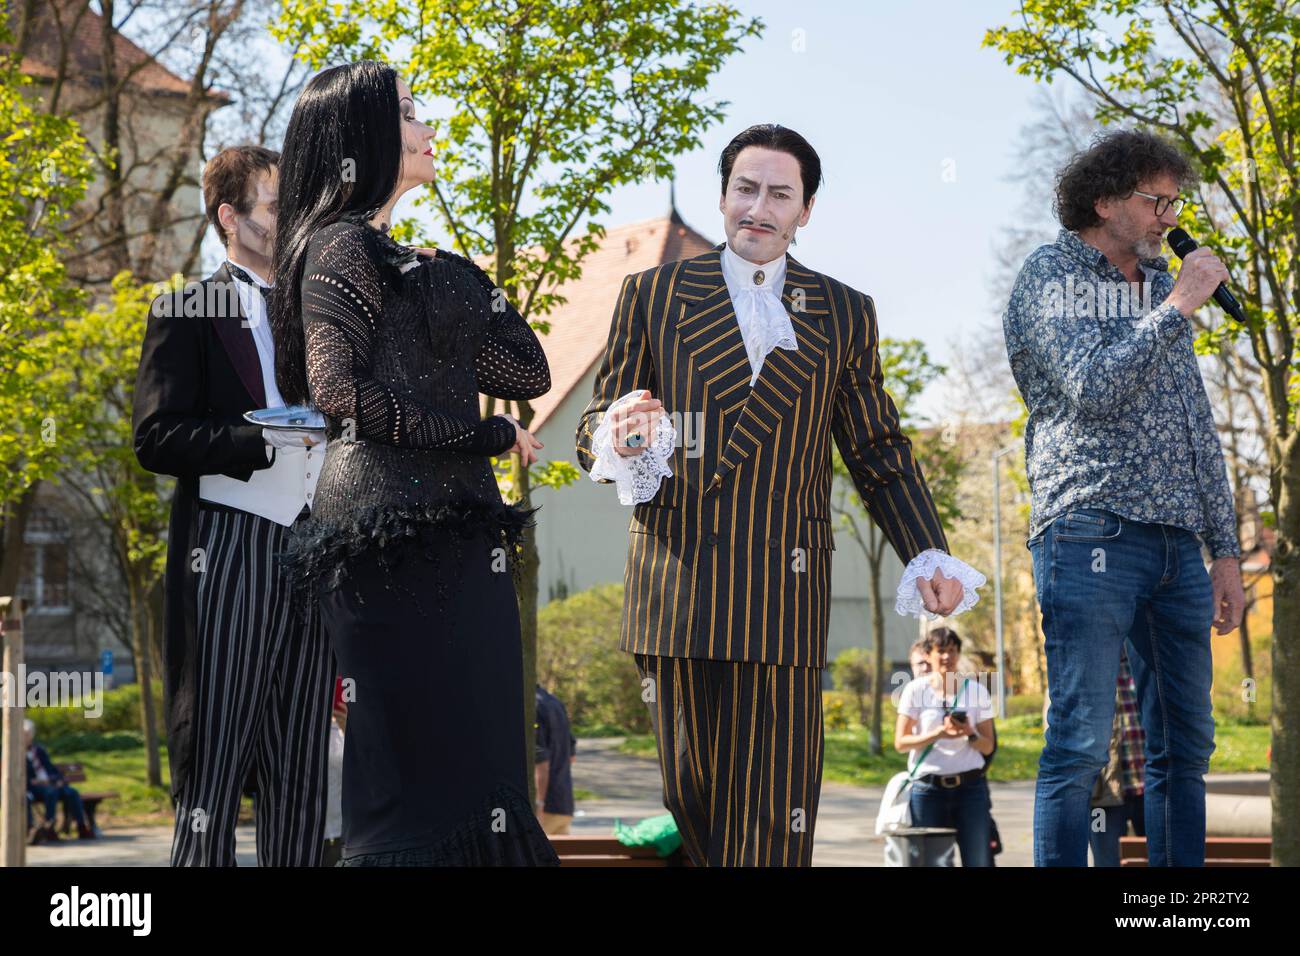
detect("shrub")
[21,681,165,739]
[537,582,650,736]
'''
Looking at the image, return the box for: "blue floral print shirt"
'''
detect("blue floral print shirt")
[1003,229,1239,559]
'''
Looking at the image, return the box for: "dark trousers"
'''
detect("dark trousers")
[29,783,86,829]
[170,505,334,866]
[909,774,994,866]
[632,653,823,867]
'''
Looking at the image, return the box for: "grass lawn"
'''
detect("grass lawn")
[618,714,1270,786]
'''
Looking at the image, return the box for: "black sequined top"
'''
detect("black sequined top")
[278,217,551,605]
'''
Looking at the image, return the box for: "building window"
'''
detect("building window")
[17,507,72,613]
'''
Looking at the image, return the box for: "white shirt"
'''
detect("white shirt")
[719,241,799,386]
[196,259,322,526]
[228,259,286,410]
[898,675,994,777]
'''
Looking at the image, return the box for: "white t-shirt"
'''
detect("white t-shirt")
[898,675,995,777]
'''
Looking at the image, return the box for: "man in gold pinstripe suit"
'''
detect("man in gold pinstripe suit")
[575,125,978,866]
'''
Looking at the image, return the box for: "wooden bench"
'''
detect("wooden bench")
[1120,835,1271,866]
[51,763,118,835]
[548,834,688,867]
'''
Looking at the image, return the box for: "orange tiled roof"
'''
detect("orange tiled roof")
[12,2,228,101]
[484,211,715,432]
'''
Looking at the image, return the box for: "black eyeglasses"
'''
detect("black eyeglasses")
[1131,189,1187,217]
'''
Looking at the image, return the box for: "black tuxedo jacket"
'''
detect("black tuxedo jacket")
[576,243,949,668]
[131,263,277,800]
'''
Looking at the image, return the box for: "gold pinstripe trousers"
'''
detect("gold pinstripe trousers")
[633,653,824,867]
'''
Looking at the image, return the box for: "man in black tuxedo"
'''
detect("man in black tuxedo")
[132,145,333,866]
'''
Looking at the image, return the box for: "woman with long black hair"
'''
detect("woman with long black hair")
[269,60,557,866]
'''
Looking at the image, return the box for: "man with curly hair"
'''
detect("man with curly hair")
[1002,129,1244,867]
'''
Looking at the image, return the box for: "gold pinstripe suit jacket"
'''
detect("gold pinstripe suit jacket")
[575,242,949,668]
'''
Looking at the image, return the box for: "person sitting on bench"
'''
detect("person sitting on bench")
[25,719,95,841]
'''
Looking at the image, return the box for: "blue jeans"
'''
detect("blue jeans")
[1029,509,1215,867]
[909,774,992,866]
[1088,803,1128,867]
[29,783,87,830]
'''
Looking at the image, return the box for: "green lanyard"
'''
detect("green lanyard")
[906,676,972,782]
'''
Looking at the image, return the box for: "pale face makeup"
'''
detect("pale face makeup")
[395,76,436,193]
[220,166,278,271]
[718,146,815,266]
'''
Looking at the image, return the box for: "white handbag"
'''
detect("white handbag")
[875,743,934,835]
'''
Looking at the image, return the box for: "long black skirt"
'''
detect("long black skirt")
[320,525,559,866]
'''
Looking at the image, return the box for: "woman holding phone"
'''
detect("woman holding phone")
[894,626,997,866]
[270,61,556,866]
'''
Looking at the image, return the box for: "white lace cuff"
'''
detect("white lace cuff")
[895,549,987,618]
[589,390,677,506]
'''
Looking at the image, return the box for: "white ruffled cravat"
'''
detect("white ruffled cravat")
[720,242,798,386]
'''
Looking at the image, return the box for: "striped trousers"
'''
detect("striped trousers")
[632,653,824,866]
[171,504,335,866]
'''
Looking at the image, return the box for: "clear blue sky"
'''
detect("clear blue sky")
[598,0,1045,380]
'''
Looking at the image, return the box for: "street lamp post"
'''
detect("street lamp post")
[992,441,1023,719]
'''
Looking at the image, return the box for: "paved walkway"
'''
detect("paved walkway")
[26,738,1034,866]
[25,738,1258,866]
[558,738,1037,866]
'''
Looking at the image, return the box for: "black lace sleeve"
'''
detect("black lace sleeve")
[434,250,551,401]
[302,224,517,455]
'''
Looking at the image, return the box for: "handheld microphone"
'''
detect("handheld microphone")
[1166,227,1246,323]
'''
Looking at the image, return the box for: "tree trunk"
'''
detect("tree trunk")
[1238,599,1254,720]
[144,575,164,788]
[97,0,129,276]
[867,544,885,757]
[127,568,161,789]
[0,484,40,598]
[1271,528,1298,865]
[147,574,165,694]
